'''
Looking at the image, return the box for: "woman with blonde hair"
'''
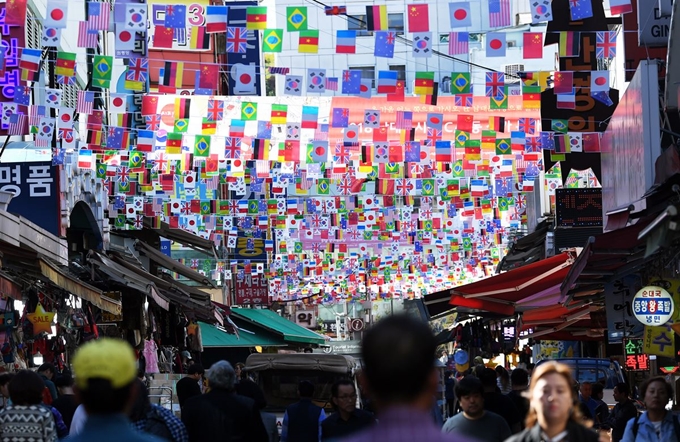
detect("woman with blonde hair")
[505,361,607,442]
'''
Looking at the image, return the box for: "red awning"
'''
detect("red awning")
[448,252,574,315]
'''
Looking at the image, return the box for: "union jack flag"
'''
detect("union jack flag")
[485,72,505,97]
[126,57,148,83]
[145,114,161,130]
[206,100,224,122]
[525,136,541,152]
[226,27,248,53]
[334,144,350,163]
[596,30,617,59]
[225,137,241,159]
[518,118,536,135]
[455,94,473,107]
[116,166,130,184]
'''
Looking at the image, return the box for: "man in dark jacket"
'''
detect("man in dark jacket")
[175,364,203,409]
[181,360,267,442]
[479,367,522,433]
[281,380,325,442]
[321,379,374,440]
[607,382,638,442]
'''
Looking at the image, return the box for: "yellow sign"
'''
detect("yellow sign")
[643,324,675,357]
[27,303,56,335]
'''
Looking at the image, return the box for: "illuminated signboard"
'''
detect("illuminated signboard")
[555,188,603,227]
[624,339,649,372]
[632,285,675,325]
[0,6,26,134]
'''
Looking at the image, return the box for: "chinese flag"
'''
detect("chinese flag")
[153,26,175,49]
[407,4,429,32]
[5,0,28,25]
[523,32,543,59]
[141,95,158,116]
[387,80,405,102]
[198,65,219,91]
[457,114,473,132]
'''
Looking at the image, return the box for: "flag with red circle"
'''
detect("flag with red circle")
[449,2,472,28]
[486,33,506,57]
[45,0,69,29]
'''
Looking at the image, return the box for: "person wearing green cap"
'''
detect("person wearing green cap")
[66,338,163,442]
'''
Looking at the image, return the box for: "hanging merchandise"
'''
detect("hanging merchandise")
[143,339,159,373]
[187,320,203,353]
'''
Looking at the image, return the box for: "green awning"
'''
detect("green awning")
[230,308,327,345]
[200,322,287,348]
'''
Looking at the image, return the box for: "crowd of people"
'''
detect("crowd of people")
[0,315,674,441]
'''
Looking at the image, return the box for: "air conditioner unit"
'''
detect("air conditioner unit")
[503,64,525,83]
[516,12,532,25]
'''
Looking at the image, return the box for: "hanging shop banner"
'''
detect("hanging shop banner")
[642,324,675,357]
[2,162,59,236]
[632,285,674,326]
[623,339,649,371]
[604,275,645,344]
[233,272,269,305]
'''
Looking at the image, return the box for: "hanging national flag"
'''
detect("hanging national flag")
[87,1,110,31]
[374,31,396,58]
[590,70,609,92]
[554,71,574,94]
[570,0,593,20]
[326,77,339,91]
[301,106,318,129]
[396,111,413,129]
[523,32,543,58]
[77,90,94,114]
[489,116,505,132]
[93,55,113,83]
[246,6,267,30]
[5,0,27,26]
[19,48,41,73]
[485,72,505,97]
[449,2,472,28]
[518,118,536,134]
[126,57,148,83]
[325,5,347,15]
[488,0,511,27]
[55,51,76,78]
[414,71,434,95]
[159,61,184,93]
[262,29,283,52]
[299,30,319,53]
[455,94,473,107]
[206,5,228,33]
[190,26,210,50]
[241,102,257,120]
[531,0,552,22]
[271,104,288,125]
[596,31,617,59]
[451,72,471,94]
[583,133,601,152]
[153,25,175,48]
[336,30,356,53]
[341,70,361,94]
[307,69,326,93]
[407,4,429,32]
[287,6,308,32]
[366,5,388,31]
[226,27,248,53]
[609,0,632,15]
[412,32,432,57]
[377,70,398,93]
[559,31,580,57]
[78,21,98,48]
[449,32,469,55]
[486,33,506,57]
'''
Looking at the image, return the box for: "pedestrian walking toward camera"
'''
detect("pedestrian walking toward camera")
[281,380,325,442]
[621,376,680,442]
[321,379,374,441]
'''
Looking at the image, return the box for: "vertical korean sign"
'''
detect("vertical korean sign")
[604,275,644,344]
[2,162,59,235]
[623,339,649,371]
[0,5,25,135]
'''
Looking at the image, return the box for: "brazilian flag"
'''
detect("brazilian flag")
[422,178,435,196]
[495,138,511,155]
[96,161,106,179]
[194,135,211,157]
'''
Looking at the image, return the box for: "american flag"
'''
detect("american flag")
[448,32,469,55]
[268,67,290,75]
[314,123,329,141]
[78,21,98,48]
[396,111,413,129]
[255,160,270,178]
[325,77,339,91]
[489,0,511,27]
[77,90,94,114]
[87,1,110,31]
[29,105,45,127]
[7,114,27,136]
[298,170,314,190]
[205,176,219,190]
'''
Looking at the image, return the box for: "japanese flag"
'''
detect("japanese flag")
[232,64,257,95]
[110,93,127,113]
[449,2,472,28]
[115,24,136,52]
[57,107,74,130]
[590,70,610,92]
[46,0,69,29]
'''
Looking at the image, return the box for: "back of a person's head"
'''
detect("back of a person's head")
[129,379,151,422]
[361,313,436,403]
[8,370,44,405]
[455,375,484,398]
[37,363,55,374]
[206,360,236,391]
[72,339,138,415]
[54,372,75,389]
[299,380,315,398]
[511,368,529,387]
[188,364,205,376]
[0,373,14,387]
[479,368,498,388]
[591,383,604,398]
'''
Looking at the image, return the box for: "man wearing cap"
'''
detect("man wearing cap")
[67,338,163,442]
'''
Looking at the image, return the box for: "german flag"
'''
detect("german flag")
[366,5,387,30]
[489,116,505,132]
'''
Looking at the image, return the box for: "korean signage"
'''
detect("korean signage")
[0,5,25,135]
[2,162,59,235]
[643,324,675,357]
[632,285,674,325]
[294,307,317,329]
[623,339,649,371]
[605,275,645,344]
[234,273,269,305]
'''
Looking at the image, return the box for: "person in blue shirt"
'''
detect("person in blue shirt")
[281,380,326,442]
[579,382,599,420]
[66,338,162,442]
[621,376,679,442]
